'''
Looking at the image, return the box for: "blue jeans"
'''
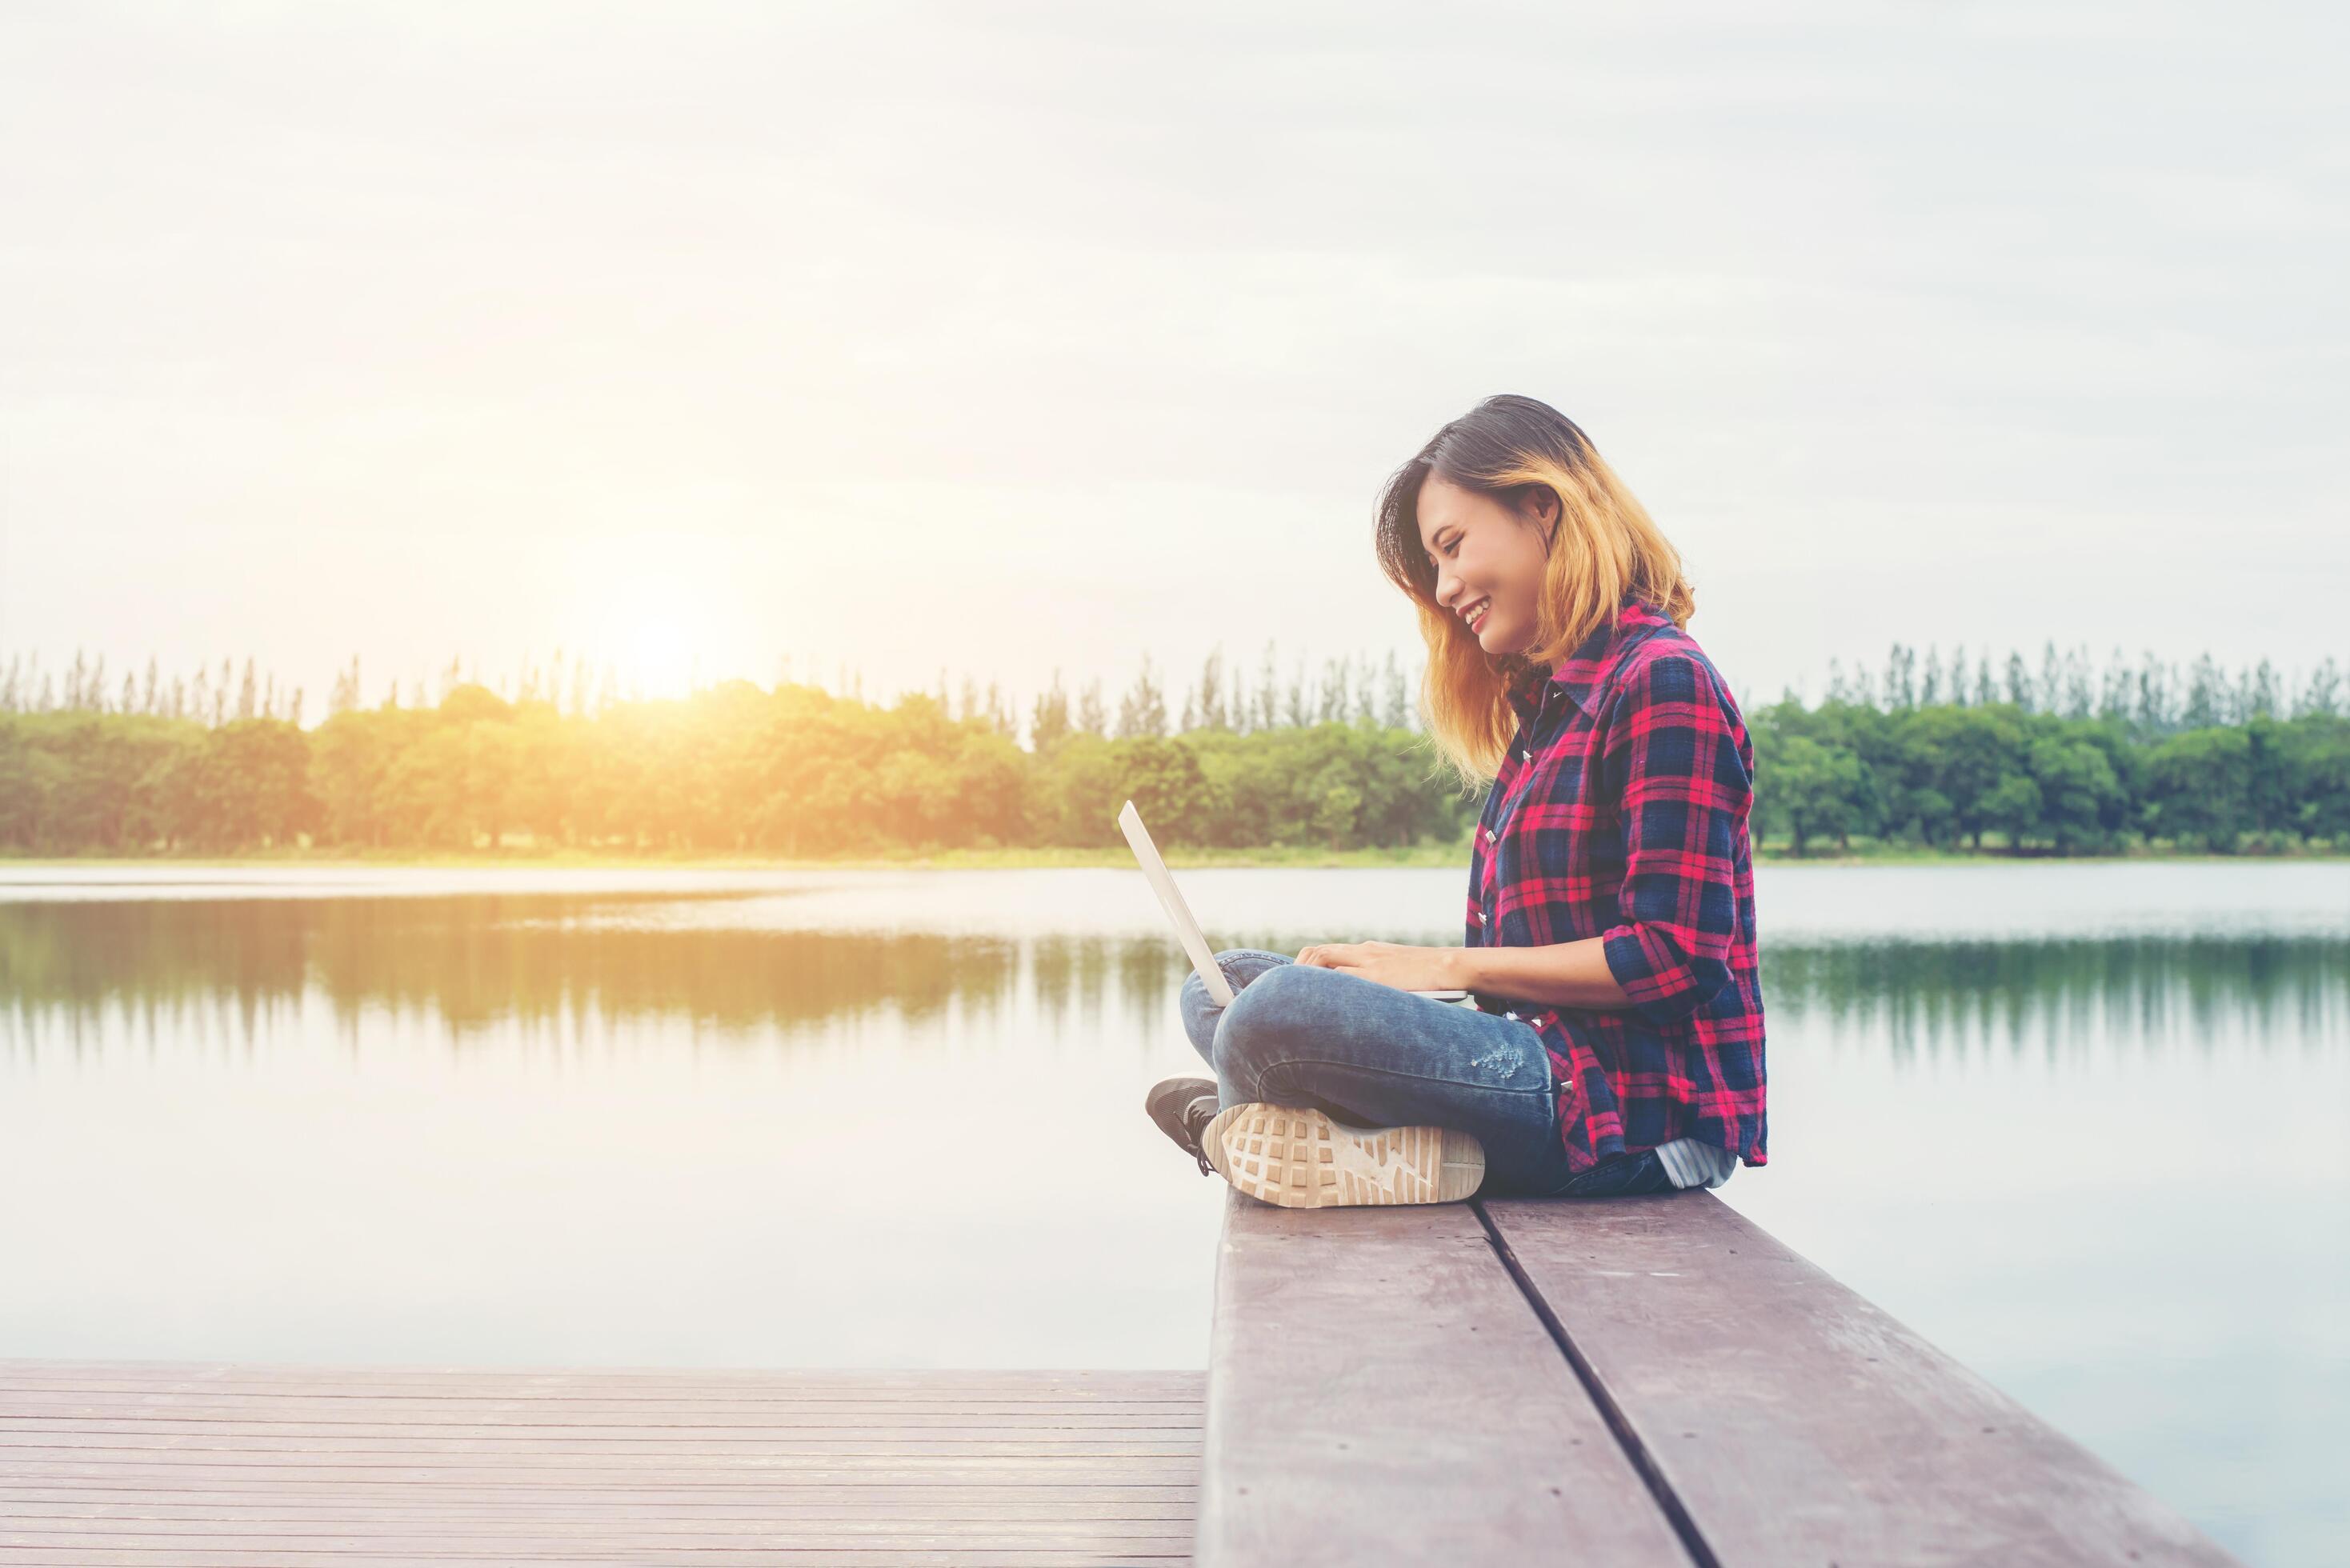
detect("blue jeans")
[1179,950,1674,1200]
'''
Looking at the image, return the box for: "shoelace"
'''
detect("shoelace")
[1185,1102,1218,1177]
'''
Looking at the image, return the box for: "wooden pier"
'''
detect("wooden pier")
[2,1190,2249,1565]
[1199,1186,2241,1566]
[0,1365,1201,1565]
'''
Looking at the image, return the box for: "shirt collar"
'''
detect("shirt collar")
[1503,598,1671,726]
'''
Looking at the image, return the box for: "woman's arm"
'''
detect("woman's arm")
[1302,651,1749,1018]
[1293,938,1634,1008]
[1455,938,1634,1008]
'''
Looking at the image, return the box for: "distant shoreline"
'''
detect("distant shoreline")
[4,842,2345,873]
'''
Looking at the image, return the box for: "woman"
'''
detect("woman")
[1145,394,1766,1205]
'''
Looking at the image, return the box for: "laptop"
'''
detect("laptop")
[1116,799,1470,1006]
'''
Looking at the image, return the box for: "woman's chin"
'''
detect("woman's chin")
[1472,621,1522,657]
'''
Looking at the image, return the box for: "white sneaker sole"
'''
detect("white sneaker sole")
[1203,1102,1486,1207]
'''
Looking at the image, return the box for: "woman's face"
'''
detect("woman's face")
[1418,474,1555,658]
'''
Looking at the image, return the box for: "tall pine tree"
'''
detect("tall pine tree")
[1115,656,1168,738]
[1030,670,1073,750]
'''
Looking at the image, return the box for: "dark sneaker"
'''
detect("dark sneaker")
[1145,1076,1222,1175]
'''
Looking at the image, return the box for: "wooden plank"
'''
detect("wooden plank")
[0,1381,1200,1402]
[0,1526,1196,1547]
[0,1364,1202,1564]
[0,1436,1195,1457]
[0,1386,1202,1407]
[0,1466,1193,1488]
[1482,1192,2239,1567]
[0,1419,1203,1438]
[0,1363,1200,1396]
[1195,1188,1685,1566]
[0,1553,1187,1566]
[0,1494,1193,1514]
[2,1500,1198,1523]
[0,1458,1201,1481]
[0,1402,1197,1427]
[4,1438,1193,1457]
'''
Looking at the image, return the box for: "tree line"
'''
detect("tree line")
[1752,642,2350,854]
[0,642,2344,857]
[0,642,1426,739]
[14,901,2340,1058]
[0,667,1471,857]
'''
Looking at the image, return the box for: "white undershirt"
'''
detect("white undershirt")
[1652,1137,1739,1189]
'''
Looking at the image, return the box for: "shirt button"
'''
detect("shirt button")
[1484,827,1496,843]
[1472,910,1484,926]
[1521,750,1531,762]
[1504,1012,1519,1022]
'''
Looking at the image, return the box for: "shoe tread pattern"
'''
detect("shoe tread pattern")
[1205,1104,1483,1207]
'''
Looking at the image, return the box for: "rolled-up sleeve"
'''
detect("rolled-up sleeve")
[1599,653,1750,1025]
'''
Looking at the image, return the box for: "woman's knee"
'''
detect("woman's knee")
[1184,953,1261,1017]
[1209,948,1292,996]
[1225,958,1320,1022]
[1213,962,1326,1085]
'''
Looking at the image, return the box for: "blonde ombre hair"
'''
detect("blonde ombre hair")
[1373,395,1694,787]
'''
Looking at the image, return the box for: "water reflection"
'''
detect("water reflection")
[1763,936,2350,1064]
[0,898,1029,1046]
[0,897,1344,1058]
[8,898,2346,1071]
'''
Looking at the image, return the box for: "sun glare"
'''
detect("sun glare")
[627,618,696,700]
[566,540,755,703]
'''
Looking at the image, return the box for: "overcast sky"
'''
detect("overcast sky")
[4,0,2344,722]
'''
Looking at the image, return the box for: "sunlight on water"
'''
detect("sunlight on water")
[2,862,2345,1564]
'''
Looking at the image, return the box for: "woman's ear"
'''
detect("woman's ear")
[1523,486,1561,543]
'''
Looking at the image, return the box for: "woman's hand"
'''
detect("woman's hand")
[1295,941,1466,993]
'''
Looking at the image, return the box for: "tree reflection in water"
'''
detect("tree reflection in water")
[3,896,2344,1067]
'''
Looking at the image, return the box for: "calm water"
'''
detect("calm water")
[3,862,2345,1565]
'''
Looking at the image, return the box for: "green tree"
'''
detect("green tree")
[2145,727,2251,850]
[1115,657,1168,740]
[1896,705,2024,848]
[1116,737,1220,845]
[2027,733,2125,852]
[1030,671,1074,753]
[2280,716,2350,843]
[1980,773,2042,853]
[158,719,316,850]
[1770,734,1866,857]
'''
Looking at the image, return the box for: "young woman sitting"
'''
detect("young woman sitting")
[1146,394,1767,1205]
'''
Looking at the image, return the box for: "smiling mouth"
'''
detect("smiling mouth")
[1463,598,1491,632]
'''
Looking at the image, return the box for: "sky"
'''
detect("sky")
[4,0,2345,724]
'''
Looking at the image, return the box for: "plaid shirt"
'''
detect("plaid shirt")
[1467,599,1767,1173]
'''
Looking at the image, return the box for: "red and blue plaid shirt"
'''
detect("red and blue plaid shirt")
[1467,598,1767,1173]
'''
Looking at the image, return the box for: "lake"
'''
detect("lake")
[2,861,2344,1566]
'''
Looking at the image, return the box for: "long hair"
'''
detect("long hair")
[1374,394,1694,787]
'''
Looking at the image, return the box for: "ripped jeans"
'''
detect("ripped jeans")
[1178,949,1673,1199]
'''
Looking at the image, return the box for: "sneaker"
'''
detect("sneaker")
[1145,1076,1222,1175]
[1203,1102,1486,1207]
